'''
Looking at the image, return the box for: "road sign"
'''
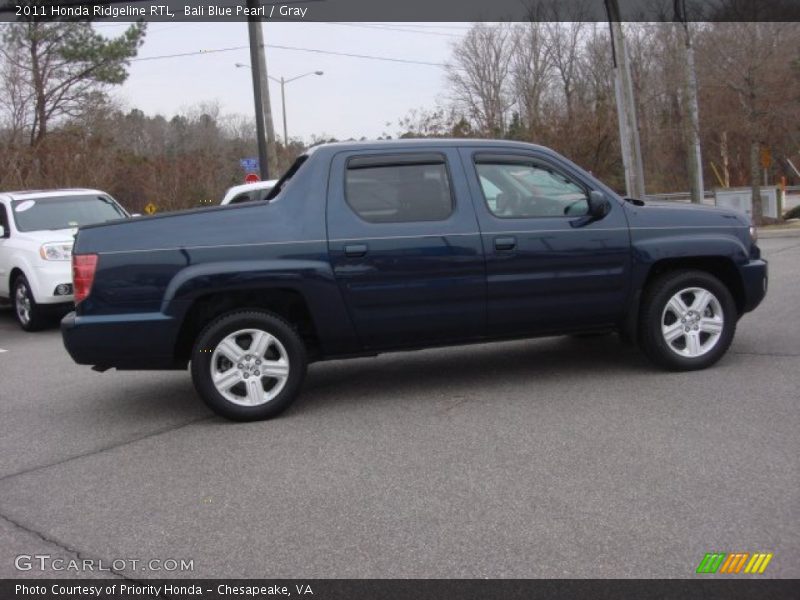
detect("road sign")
[144,202,157,215]
[239,158,259,172]
[245,173,260,184]
[760,146,772,169]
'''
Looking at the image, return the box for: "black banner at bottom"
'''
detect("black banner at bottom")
[2,579,799,600]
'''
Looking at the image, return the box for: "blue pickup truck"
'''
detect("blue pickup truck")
[62,140,767,420]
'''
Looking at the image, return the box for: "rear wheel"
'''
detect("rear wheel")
[190,310,307,421]
[639,270,737,371]
[12,275,46,332]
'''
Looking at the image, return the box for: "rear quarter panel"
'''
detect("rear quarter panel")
[72,153,360,361]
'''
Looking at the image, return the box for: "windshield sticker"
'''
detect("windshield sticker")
[14,200,35,212]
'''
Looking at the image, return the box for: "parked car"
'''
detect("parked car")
[220,180,279,205]
[61,140,767,421]
[0,189,130,330]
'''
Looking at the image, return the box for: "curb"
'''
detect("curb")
[758,228,800,239]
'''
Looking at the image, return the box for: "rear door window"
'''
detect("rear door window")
[345,153,454,223]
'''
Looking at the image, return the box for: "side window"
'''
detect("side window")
[345,154,454,223]
[476,159,589,218]
[229,192,255,205]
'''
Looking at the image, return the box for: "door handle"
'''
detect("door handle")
[344,244,368,258]
[494,236,517,251]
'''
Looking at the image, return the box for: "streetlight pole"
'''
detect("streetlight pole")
[280,77,287,146]
[268,71,324,144]
[236,66,323,145]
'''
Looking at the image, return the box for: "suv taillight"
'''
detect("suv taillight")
[72,254,98,304]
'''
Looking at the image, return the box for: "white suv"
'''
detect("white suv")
[220,180,278,205]
[0,189,130,331]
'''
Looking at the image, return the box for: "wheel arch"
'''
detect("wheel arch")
[624,256,746,342]
[643,257,745,314]
[173,287,321,364]
[9,266,24,289]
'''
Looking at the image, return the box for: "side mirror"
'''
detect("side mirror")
[588,191,611,219]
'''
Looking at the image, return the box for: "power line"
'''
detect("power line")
[359,22,473,31]
[131,43,451,68]
[267,43,450,67]
[323,22,462,38]
[131,45,249,61]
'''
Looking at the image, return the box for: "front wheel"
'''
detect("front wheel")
[639,270,737,371]
[12,275,46,331]
[191,310,307,421]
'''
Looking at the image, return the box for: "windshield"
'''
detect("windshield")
[12,195,127,232]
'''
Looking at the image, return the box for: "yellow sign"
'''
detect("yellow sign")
[144,202,157,215]
[760,146,771,169]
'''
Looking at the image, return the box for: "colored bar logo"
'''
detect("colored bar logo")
[696,552,773,574]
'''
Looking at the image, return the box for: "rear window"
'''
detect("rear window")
[12,195,127,232]
[345,154,453,223]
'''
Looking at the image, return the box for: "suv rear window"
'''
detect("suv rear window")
[345,154,453,223]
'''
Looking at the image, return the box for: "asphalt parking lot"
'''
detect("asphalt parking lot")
[0,237,797,579]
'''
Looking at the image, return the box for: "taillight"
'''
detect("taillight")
[72,254,98,304]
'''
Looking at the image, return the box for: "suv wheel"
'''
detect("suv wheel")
[190,310,307,421]
[639,270,737,371]
[12,275,46,331]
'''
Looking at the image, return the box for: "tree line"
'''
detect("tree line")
[404,21,800,218]
[1,20,799,218]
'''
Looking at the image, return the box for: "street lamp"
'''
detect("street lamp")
[235,64,323,143]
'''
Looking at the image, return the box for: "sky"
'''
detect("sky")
[98,22,470,142]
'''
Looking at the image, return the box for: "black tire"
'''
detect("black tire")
[190,310,307,421]
[12,275,46,332]
[639,269,737,371]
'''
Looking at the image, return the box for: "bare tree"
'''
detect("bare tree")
[545,21,588,122]
[0,42,33,146]
[446,23,515,137]
[511,21,553,136]
[698,22,800,223]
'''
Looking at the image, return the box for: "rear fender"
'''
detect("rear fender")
[162,259,360,356]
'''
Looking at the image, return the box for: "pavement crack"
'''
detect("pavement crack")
[767,241,800,255]
[0,510,134,580]
[0,416,214,484]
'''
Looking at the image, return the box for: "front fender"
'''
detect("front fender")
[632,232,749,267]
[6,250,41,299]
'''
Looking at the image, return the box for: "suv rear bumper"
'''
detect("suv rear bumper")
[740,259,768,314]
[61,311,184,370]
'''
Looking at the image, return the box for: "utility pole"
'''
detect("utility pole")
[246,0,277,180]
[605,0,646,199]
[675,0,704,204]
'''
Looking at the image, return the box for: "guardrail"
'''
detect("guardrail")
[644,186,799,205]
